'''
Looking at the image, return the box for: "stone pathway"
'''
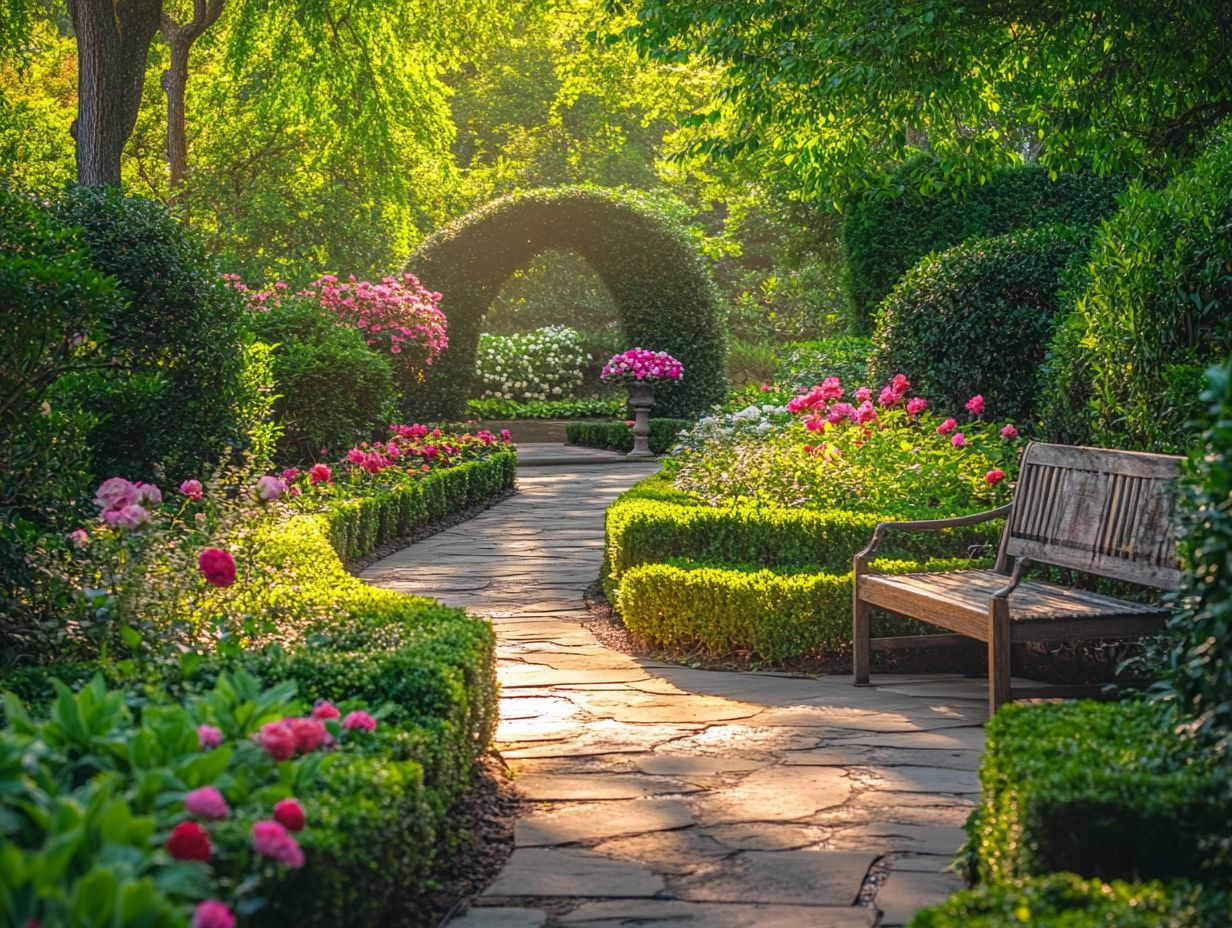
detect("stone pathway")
[362,447,990,928]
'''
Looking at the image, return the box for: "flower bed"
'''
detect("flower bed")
[475,325,589,402]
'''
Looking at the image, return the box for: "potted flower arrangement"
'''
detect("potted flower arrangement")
[600,348,684,457]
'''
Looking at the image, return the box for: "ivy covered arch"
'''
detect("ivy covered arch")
[404,187,727,420]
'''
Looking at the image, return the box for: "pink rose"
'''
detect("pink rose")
[197,724,224,751]
[905,397,928,416]
[198,548,236,587]
[878,386,901,407]
[68,528,89,547]
[273,797,306,832]
[180,479,204,500]
[827,402,856,424]
[192,900,235,928]
[309,463,331,484]
[965,394,986,416]
[133,483,161,506]
[185,786,230,820]
[890,374,910,395]
[252,820,305,868]
[95,477,139,511]
[1000,423,1019,440]
[311,700,340,721]
[281,468,300,481]
[951,432,966,448]
[819,377,843,401]
[255,475,282,502]
[936,417,957,435]
[343,710,376,732]
[854,387,872,403]
[288,717,327,754]
[985,468,1007,486]
[102,504,150,530]
[258,720,297,761]
[855,401,878,425]
[499,429,512,442]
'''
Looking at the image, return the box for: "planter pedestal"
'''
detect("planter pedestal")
[625,382,655,458]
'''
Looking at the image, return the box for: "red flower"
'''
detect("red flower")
[258,721,297,761]
[274,798,306,832]
[166,821,211,861]
[312,700,340,720]
[985,469,1007,486]
[309,463,331,484]
[288,717,327,754]
[198,548,236,588]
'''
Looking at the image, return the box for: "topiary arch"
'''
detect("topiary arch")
[403,187,727,420]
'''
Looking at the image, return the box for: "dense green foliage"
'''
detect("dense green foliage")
[614,1,1232,201]
[467,397,624,420]
[908,874,1209,928]
[871,226,1086,422]
[774,337,871,393]
[47,187,248,483]
[407,187,727,420]
[247,302,398,465]
[966,701,1228,885]
[844,162,1122,326]
[1168,359,1232,751]
[566,419,690,455]
[1041,126,1232,451]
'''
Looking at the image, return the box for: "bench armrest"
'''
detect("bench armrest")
[854,504,1012,566]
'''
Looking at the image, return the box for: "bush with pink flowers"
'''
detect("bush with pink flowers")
[600,348,685,385]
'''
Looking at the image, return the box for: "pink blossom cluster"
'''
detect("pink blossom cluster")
[254,700,376,762]
[600,348,684,384]
[94,477,161,530]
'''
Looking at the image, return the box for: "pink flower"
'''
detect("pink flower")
[255,475,282,502]
[180,479,204,500]
[102,504,150,530]
[343,710,376,732]
[309,463,331,484]
[936,417,957,435]
[258,721,297,761]
[985,468,1007,486]
[499,429,512,442]
[759,383,772,392]
[819,377,843,401]
[312,700,340,720]
[192,900,235,928]
[905,397,928,416]
[827,402,857,424]
[855,401,878,425]
[1000,424,1019,440]
[878,386,902,407]
[281,468,300,481]
[890,374,910,395]
[274,798,306,832]
[951,432,966,448]
[197,724,223,750]
[95,477,139,511]
[133,483,162,506]
[965,394,986,416]
[252,820,305,869]
[854,387,872,403]
[288,717,327,754]
[185,786,230,820]
[68,528,89,547]
[198,548,236,587]
[802,413,828,433]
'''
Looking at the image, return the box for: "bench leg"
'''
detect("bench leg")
[987,599,1012,715]
[853,590,871,685]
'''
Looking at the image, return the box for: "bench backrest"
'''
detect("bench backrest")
[1001,442,1183,590]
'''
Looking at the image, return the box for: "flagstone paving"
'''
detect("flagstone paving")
[362,446,997,927]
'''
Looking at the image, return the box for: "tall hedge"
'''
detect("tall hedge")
[843,159,1123,330]
[1040,124,1232,452]
[870,225,1088,422]
[405,187,727,420]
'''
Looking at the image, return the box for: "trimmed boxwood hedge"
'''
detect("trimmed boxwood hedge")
[965,701,1229,886]
[908,874,1210,928]
[843,159,1123,330]
[1040,123,1232,452]
[405,187,727,421]
[566,418,690,456]
[870,225,1088,422]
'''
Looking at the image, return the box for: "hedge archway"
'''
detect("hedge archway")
[404,187,727,420]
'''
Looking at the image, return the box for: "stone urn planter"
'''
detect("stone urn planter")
[625,381,656,458]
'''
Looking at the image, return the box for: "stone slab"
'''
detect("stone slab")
[516,798,694,847]
[486,849,664,898]
[876,868,964,926]
[692,764,853,824]
[676,849,877,906]
[512,773,700,801]
[447,907,548,928]
[559,900,876,927]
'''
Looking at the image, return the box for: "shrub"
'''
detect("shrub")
[618,555,977,661]
[908,874,1209,928]
[1040,124,1232,452]
[843,159,1123,328]
[566,418,690,455]
[774,336,871,392]
[49,186,248,483]
[1167,358,1232,750]
[405,186,727,420]
[247,299,398,464]
[967,701,1229,885]
[475,325,589,402]
[466,397,623,420]
[870,225,1087,422]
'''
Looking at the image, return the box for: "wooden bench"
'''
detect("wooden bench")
[852,441,1182,714]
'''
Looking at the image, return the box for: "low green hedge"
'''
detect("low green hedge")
[966,701,1229,886]
[566,418,691,455]
[466,397,624,420]
[327,449,516,563]
[1,455,513,927]
[618,556,977,661]
[908,874,1211,928]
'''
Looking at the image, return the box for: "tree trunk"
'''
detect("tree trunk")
[160,1,226,198]
[68,0,163,188]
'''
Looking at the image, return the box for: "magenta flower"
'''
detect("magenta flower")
[198,548,237,588]
[68,528,89,547]
[312,700,341,721]
[905,397,928,416]
[274,797,306,832]
[258,720,297,761]
[343,710,377,732]
[855,401,878,425]
[192,900,235,928]
[819,376,844,401]
[185,786,230,820]
[951,432,967,448]
[936,417,957,435]
[599,348,684,384]
[180,479,204,500]
[101,504,150,530]
[288,717,327,754]
[95,477,139,512]
[1000,423,1019,440]
[985,468,1007,486]
[197,724,224,751]
[854,387,872,403]
[965,394,986,416]
[252,820,305,869]
[309,463,332,484]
